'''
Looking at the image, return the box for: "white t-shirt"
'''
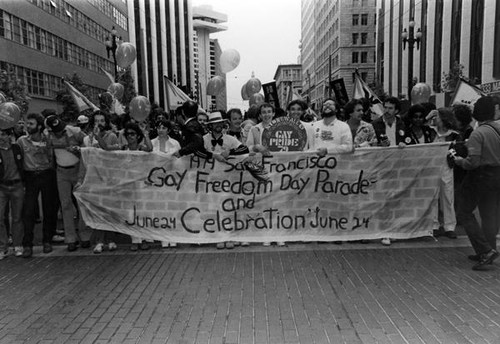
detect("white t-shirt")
[312,117,353,153]
[203,133,242,154]
[151,137,181,154]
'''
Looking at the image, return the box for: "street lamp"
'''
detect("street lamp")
[105,26,121,78]
[401,19,422,102]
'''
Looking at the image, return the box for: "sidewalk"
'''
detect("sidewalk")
[0,237,499,344]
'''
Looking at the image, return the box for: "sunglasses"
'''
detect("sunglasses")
[125,131,137,137]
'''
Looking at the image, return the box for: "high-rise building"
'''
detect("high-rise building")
[0,0,128,113]
[192,5,227,111]
[128,0,194,111]
[377,0,500,99]
[300,0,377,111]
[273,64,302,109]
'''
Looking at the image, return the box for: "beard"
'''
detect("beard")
[323,110,336,118]
[27,127,39,135]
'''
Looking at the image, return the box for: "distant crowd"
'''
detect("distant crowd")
[1,94,500,270]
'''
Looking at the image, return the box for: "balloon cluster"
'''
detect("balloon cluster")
[411,83,431,104]
[0,93,20,129]
[242,72,264,105]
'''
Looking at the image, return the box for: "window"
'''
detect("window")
[361,14,368,25]
[352,14,359,26]
[361,51,368,63]
[361,33,367,44]
[352,52,359,63]
[352,33,359,44]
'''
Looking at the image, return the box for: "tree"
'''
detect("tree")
[56,73,94,123]
[0,68,30,115]
[441,62,469,93]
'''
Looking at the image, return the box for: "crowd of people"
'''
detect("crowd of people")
[1,94,499,270]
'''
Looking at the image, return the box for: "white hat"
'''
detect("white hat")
[207,112,226,124]
[77,115,89,124]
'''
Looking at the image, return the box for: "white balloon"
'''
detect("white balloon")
[220,49,240,74]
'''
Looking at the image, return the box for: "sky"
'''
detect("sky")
[192,0,301,110]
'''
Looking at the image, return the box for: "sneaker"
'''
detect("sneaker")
[216,242,225,249]
[52,235,65,243]
[93,243,104,254]
[241,242,250,246]
[130,243,138,251]
[277,242,286,247]
[14,246,23,257]
[108,242,117,251]
[225,242,235,249]
[43,243,53,254]
[139,242,150,250]
[169,243,177,248]
[472,250,499,270]
[381,238,391,246]
[161,241,170,248]
[22,247,33,258]
[444,231,457,239]
[80,241,91,249]
[67,243,78,252]
[262,242,271,247]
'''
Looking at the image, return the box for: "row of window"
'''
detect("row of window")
[352,33,369,45]
[0,60,103,102]
[352,0,370,7]
[88,0,127,30]
[352,51,371,63]
[0,10,114,74]
[353,14,370,26]
[26,0,123,42]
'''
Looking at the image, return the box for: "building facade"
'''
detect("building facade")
[0,0,128,113]
[192,5,227,111]
[128,0,194,111]
[273,64,302,109]
[378,0,500,99]
[301,0,377,111]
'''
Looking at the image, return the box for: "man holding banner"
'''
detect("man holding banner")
[312,99,353,157]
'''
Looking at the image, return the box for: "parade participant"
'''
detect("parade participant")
[0,128,24,259]
[372,97,407,148]
[427,108,460,239]
[82,111,120,254]
[370,97,406,246]
[344,99,377,148]
[452,96,500,270]
[404,104,435,144]
[287,99,315,150]
[197,111,209,135]
[151,119,181,249]
[122,122,152,251]
[311,98,353,157]
[226,108,244,141]
[45,115,89,252]
[76,115,91,135]
[203,112,250,249]
[246,102,276,150]
[18,113,58,258]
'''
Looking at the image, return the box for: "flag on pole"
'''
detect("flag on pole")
[353,71,384,117]
[64,81,99,113]
[164,76,192,110]
[450,78,486,107]
[99,67,115,84]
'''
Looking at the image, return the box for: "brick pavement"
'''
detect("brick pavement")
[0,237,500,344]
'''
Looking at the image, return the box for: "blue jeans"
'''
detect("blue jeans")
[457,167,500,255]
[0,183,24,252]
[56,166,91,244]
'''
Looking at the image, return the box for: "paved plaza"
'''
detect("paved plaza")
[1,237,500,344]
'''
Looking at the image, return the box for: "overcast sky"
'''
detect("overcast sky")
[192,0,301,110]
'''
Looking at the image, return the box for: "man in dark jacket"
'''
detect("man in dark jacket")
[371,97,407,147]
[0,128,24,259]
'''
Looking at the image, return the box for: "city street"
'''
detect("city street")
[1,237,500,344]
